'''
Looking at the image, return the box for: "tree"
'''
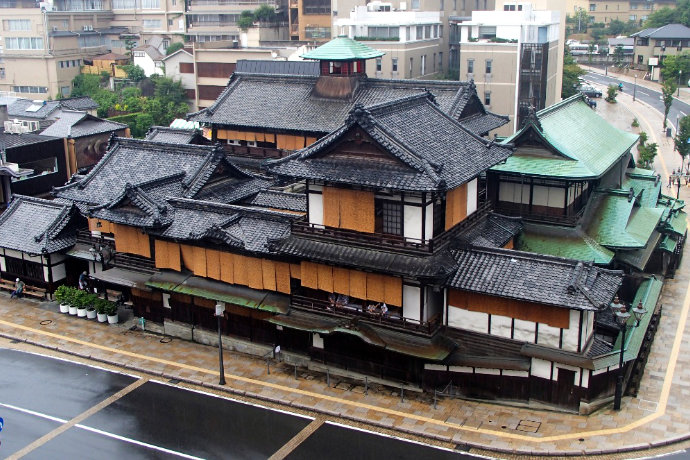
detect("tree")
[124,38,137,60]
[613,45,625,68]
[605,84,618,102]
[153,77,186,106]
[71,74,102,97]
[662,80,676,128]
[661,52,690,84]
[166,42,184,55]
[237,10,255,30]
[573,7,589,33]
[675,115,690,171]
[120,64,146,82]
[562,47,586,98]
[636,131,658,169]
[645,0,690,28]
[254,4,276,23]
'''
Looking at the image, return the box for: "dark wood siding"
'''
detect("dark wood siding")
[197,62,235,78]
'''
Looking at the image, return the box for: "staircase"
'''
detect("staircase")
[113,252,156,274]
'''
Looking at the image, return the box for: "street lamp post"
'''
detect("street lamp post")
[611,298,647,410]
[679,70,682,97]
[633,74,637,101]
[215,302,226,385]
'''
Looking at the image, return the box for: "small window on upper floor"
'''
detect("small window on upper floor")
[376,58,382,72]
[484,91,491,106]
[467,59,474,74]
[485,59,492,74]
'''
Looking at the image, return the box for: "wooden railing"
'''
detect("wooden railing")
[494,202,584,227]
[291,294,441,335]
[222,143,287,159]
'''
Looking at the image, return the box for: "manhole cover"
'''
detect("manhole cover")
[516,419,541,433]
[160,337,173,344]
[39,320,53,326]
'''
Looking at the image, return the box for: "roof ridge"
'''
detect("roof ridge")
[168,197,298,219]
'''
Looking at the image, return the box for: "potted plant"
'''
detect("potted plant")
[95,298,110,323]
[86,294,98,319]
[76,291,89,318]
[68,290,83,315]
[54,285,74,314]
[105,302,119,324]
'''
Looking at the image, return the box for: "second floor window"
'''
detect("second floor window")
[376,58,382,71]
[392,57,398,72]
[485,59,492,74]
[467,59,474,74]
[375,200,403,236]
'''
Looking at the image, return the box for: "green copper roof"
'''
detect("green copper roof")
[668,211,688,235]
[494,94,638,179]
[519,225,614,264]
[616,231,662,270]
[301,36,385,61]
[623,169,661,208]
[659,234,678,253]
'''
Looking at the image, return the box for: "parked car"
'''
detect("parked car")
[584,96,597,109]
[577,84,602,98]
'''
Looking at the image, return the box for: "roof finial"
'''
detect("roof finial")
[526,105,542,131]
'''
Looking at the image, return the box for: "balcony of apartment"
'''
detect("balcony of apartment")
[187,17,240,33]
[50,0,110,11]
[0,0,38,8]
[186,0,279,11]
[291,292,442,336]
[291,198,491,255]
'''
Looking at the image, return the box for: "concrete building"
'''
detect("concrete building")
[587,0,675,26]
[453,1,563,135]
[631,24,690,81]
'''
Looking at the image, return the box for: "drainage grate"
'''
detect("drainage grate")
[10,339,20,344]
[168,378,181,384]
[516,419,541,433]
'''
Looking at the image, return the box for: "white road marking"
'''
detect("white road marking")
[0,401,200,459]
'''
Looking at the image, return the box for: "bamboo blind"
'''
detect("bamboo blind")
[206,248,221,280]
[246,257,264,290]
[216,129,276,143]
[445,183,468,230]
[154,240,181,271]
[113,224,151,258]
[275,262,291,294]
[300,261,319,289]
[220,252,234,284]
[88,218,113,233]
[321,186,375,233]
[448,289,570,329]
[262,259,277,292]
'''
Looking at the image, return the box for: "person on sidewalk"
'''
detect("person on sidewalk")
[11,278,24,299]
[78,271,88,290]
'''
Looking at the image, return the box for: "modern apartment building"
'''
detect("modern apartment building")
[587,0,675,25]
[631,23,690,80]
[452,1,563,135]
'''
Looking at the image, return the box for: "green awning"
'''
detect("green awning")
[147,270,289,314]
[300,36,385,61]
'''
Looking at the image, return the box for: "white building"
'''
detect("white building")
[132,45,165,77]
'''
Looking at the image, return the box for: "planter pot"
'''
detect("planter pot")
[59,303,70,314]
[97,312,108,323]
[86,308,97,319]
[107,314,119,324]
[77,307,87,318]
[69,305,78,315]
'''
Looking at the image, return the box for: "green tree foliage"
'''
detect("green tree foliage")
[661,52,690,85]
[637,132,658,169]
[562,47,586,99]
[662,80,676,128]
[133,113,154,138]
[675,115,690,170]
[254,4,276,22]
[120,64,146,82]
[645,1,690,28]
[70,74,102,97]
[605,84,618,102]
[237,10,255,30]
[165,42,184,55]
[613,45,625,68]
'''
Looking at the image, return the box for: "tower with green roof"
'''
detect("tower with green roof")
[301,35,385,78]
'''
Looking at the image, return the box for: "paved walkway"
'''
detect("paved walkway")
[2,97,690,458]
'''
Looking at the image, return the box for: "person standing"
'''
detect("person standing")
[78,271,88,290]
[11,278,24,299]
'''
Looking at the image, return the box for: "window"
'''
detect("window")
[425,25,431,38]
[439,25,443,38]
[433,52,436,71]
[440,0,444,8]
[638,54,644,64]
[409,57,413,76]
[631,3,638,8]
[61,86,70,97]
[376,57,382,71]
[172,0,175,4]
[79,35,105,47]
[0,67,5,79]
[421,54,426,74]
[589,4,595,10]
[112,0,135,7]
[504,4,513,10]
[375,200,403,236]
[485,59,492,74]
[5,37,44,50]
[143,19,162,29]
[484,91,491,105]
[392,57,398,72]
[478,25,496,39]
[411,0,419,8]
[3,19,30,31]
[462,0,465,9]
[302,0,330,14]
[141,0,160,8]
[453,0,456,9]
[368,26,399,39]
[12,85,48,93]
[416,25,423,39]
[467,59,474,74]
[406,26,410,41]
[629,14,636,20]
[304,27,331,39]
[438,52,443,71]
[168,19,173,26]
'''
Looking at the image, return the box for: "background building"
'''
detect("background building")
[587,0,675,26]
[632,24,690,81]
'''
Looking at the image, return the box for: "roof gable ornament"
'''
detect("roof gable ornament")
[525,105,542,131]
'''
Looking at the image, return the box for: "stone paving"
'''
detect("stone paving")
[1,81,690,458]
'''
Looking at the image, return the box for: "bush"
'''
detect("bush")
[166,42,184,55]
[94,298,112,315]
[55,285,77,305]
[632,118,639,128]
[605,85,618,103]
[105,302,119,316]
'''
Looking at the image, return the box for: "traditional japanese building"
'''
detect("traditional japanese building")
[487,94,686,274]
[188,36,509,166]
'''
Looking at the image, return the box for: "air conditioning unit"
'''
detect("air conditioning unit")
[88,25,93,31]
[83,25,89,31]
[3,120,13,132]
[52,26,58,32]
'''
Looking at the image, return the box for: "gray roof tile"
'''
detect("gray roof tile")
[40,111,127,138]
[145,126,203,144]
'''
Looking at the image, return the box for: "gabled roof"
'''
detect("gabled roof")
[0,129,60,152]
[133,45,165,61]
[60,96,98,111]
[494,94,638,179]
[89,181,176,229]
[156,198,298,253]
[54,138,261,207]
[456,212,523,248]
[449,247,623,311]
[39,110,127,138]
[268,94,512,192]
[189,73,509,137]
[244,190,307,213]
[632,24,690,39]
[145,126,202,144]
[7,99,62,119]
[520,223,615,264]
[0,195,84,255]
[301,36,385,61]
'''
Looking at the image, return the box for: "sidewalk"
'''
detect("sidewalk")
[2,226,690,459]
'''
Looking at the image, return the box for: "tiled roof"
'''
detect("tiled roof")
[268,95,512,192]
[60,96,98,111]
[272,235,457,279]
[0,129,60,151]
[189,73,508,136]
[244,190,307,213]
[623,168,661,208]
[145,126,202,144]
[632,24,690,39]
[54,138,258,206]
[616,230,662,271]
[456,212,523,248]
[89,180,177,229]
[449,247,623,311]
[301,36,385,60]
[0,195,84,255]
[520,223,615,264]
[39,111,127,138]
[7,99,61,119]
[495,94,638,179]
[156,198,297,253]
[235,59,320,76]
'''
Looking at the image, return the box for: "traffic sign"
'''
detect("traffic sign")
[0,416,4,432]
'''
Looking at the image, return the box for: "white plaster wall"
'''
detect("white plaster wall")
[532,185,566,209]
[536,323,561,348]
[4,249,22,259]
[313,333,324,349]
[562,310,580,352]
[24,253,42,263]
[499,181,530,203]
[403,284,421,322]
[43,266,50,282]
[425,363,447,371]
[51,254,67,264]
[475,368,500,375]
[503,370,529,377]
[531,358,552,380]
[592,367,608,376]
[308,192,324,227]
[447,306,488,333]
[162,292,171,308]
[449,365,473,373]
[403,204,422,241]
[0,256,6,272]
[51,263,66,282]
[490,314,512,338]
[424,202,433,241]
[466,178,478,216]
[581,369,590,388]
[513,318,535,343]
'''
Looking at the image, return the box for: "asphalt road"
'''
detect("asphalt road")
[584,72,690,134]
[0,349,477,459]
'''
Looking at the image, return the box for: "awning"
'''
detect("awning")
[269,310,455,361]
[616,231,662,271]
[146,270,289,314]
[90,267,152,289]
[67,243,97,261]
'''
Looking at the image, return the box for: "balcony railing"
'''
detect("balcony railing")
[222,143,286,159]
[494,202,584,227]
[291,294,441,335]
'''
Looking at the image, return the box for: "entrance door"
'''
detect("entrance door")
[555,368,578,409]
